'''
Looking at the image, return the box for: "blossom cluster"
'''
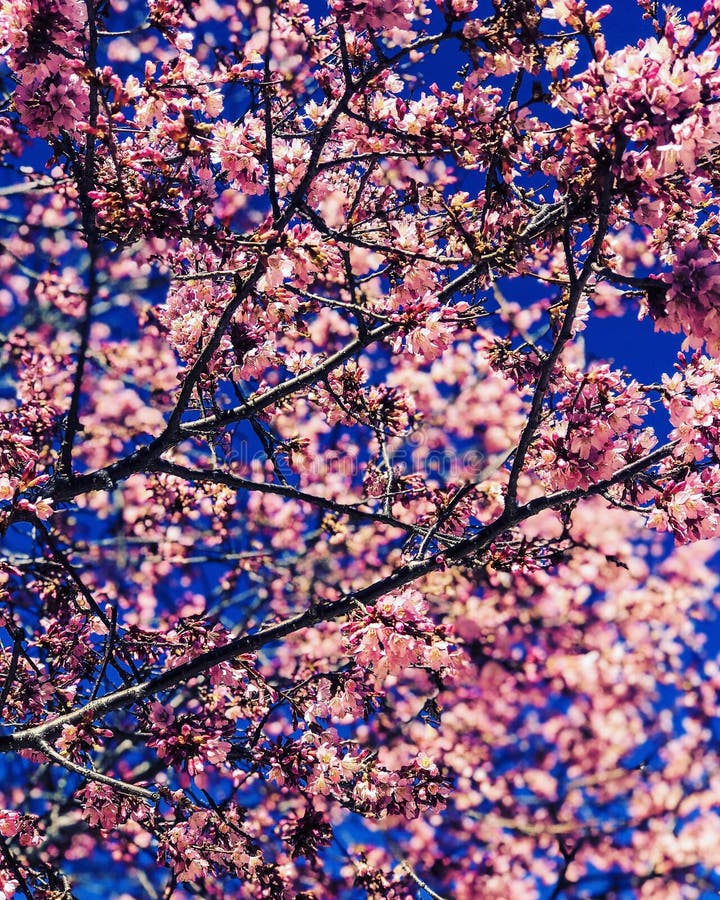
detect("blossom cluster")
[532,363,655,492]
[657,239,720,357]
[643,352,720,541]
[0,0,89,138]
[342,588,459,684]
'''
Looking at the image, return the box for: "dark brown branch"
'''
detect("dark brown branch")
[57,0,101,481]
[262,0,281,221]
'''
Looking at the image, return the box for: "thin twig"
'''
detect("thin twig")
[89,605,119,702]
[37,739,158,802]
[150,459,416,532]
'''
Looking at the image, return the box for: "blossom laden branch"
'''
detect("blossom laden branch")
[0,442,676,753]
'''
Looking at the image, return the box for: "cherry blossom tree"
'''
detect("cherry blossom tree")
[1,0,720,896]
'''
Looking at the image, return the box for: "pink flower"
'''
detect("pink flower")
[13,57,90,139]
